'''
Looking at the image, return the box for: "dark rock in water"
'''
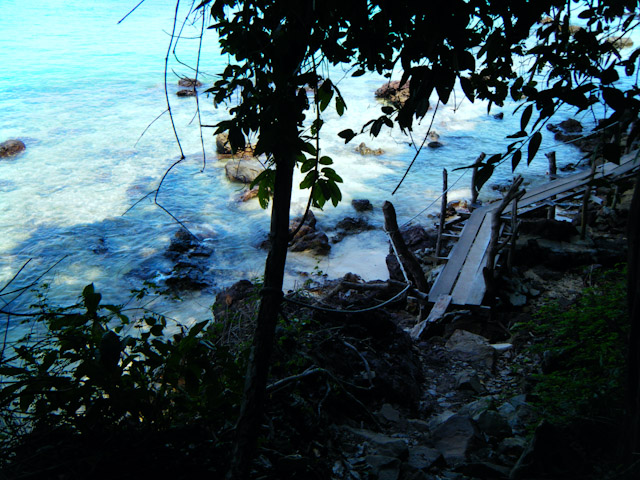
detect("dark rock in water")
[238,186,259,202]
[165,229,209,260]
[178,77,202,87]
[355,142,385,155]
[493,112,504,120]
[163,229,213,291]
[559,162,576,172]
[558,118,583,133]
[428,141,444,148]
[401,225,438,251]
[546,119,599,152]
[0,139,26,158]
[352,198,373,212]
[332,216,375,243]
[91,237,108,255]
[335,216,373,232]
[215,132,257,158]
[287,211,330,255]
[164,270,209,291]
[176,89,197,97]
[290,230,330,255]
[519,218,578,242]
[216,132,231,154]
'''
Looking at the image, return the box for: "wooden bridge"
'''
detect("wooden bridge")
[425,152,640,314]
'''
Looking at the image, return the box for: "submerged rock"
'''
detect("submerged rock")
[352,198,373,212]
[279,210,330,255]
[355,142,385,155]
[225,158,264,184]
[176,89,196,97]
[332,216,375,243]
[178,77,202,87]
[0,139,26,158]
[163,229,213,291]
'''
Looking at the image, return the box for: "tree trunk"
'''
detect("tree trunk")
[628,174,640,453]
[227,152,295,480]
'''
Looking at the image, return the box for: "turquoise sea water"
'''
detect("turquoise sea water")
[0,1,630,334]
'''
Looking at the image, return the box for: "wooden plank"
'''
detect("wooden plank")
[450,214,494,304]
[428,207,489,302]
[410,294,452,340]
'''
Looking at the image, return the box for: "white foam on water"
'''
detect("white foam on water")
[1,1,625,338]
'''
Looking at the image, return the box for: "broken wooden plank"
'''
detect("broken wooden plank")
[410,294,452,340]
[450,213,494,304]
[428,207,489,302]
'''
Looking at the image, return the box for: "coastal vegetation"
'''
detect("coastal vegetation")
[1,0,640,478]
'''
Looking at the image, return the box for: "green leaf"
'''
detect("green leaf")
[520,104,533,131]
[300,171,317,190]
[301,142,317,156]
[318,156,333,165]
[310,118,324,136]
[338,129,356,143]
[321,167,343,183]
[460,76,475,103]
[528,131,542,165]
[475,164,495,192]
[602,87,625,111]
[300,158,316,173]
[512,150,522,171]
[352,69,365,77]
[507,130,528,139]
[336,95,346,116]
[381,106,394,115]
[186,320,209,339]
[327,180,342,207]
[371,118,383,137]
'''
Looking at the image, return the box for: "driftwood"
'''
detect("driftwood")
[483,176,525,295]
[383,201,429,293]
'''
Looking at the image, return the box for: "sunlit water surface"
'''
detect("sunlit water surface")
[1,1,635,338]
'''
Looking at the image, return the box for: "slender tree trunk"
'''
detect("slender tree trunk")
[228,151,296,480]
[628,174,640,453]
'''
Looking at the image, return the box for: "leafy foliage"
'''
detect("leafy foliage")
[517,266,629,425]
[0,285,246,460]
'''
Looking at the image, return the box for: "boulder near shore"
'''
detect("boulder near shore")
[0,139,26,158]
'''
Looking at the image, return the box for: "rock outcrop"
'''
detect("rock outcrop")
[0,139,26,158]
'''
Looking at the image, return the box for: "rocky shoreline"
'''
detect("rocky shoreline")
[209,166,635,479]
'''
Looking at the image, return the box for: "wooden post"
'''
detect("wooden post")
[581,158,597,239]
[483,176,525,295]
[546,151,557,220]
[508,195,518,270]
[435,168,448,258]
[471,152,486,209]
[383,201,429,293]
